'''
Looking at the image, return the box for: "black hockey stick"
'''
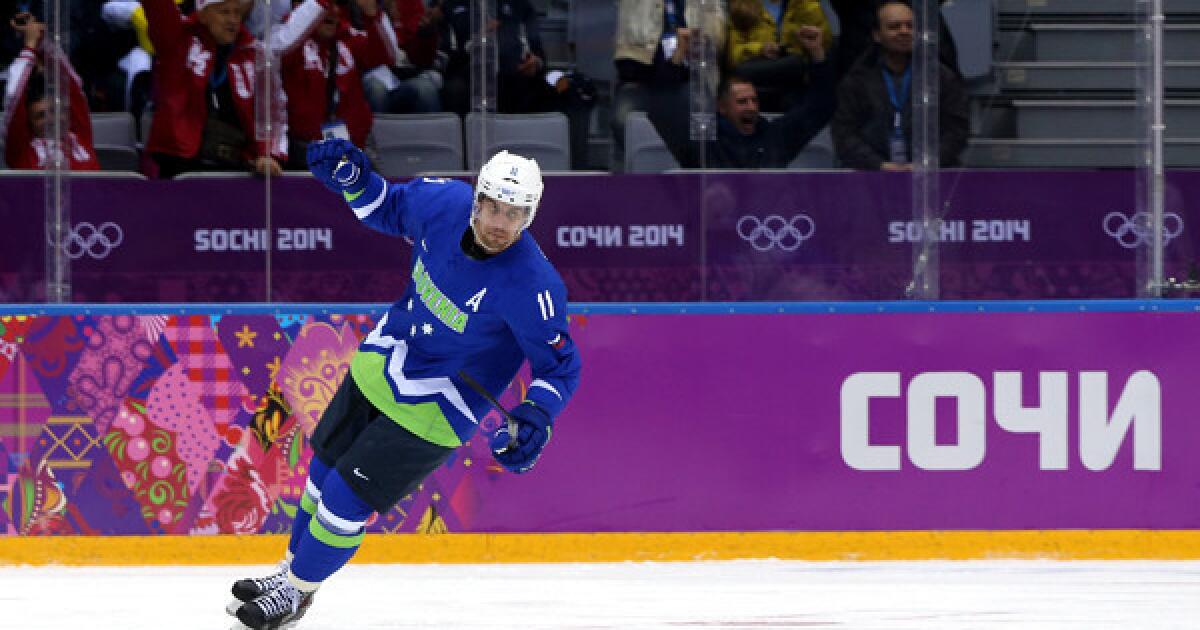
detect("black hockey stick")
[458,370,520,453]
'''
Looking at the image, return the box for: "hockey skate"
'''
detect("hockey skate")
[226,561,291,616]
[235,581,314,630]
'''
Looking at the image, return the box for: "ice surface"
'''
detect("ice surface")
[2,560,1198,629]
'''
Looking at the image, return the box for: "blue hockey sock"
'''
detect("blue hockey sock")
[287,456,335,557]
[289,469,374,585]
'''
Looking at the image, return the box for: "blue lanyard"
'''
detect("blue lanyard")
[664,0,679,32]
[882,65,911,131]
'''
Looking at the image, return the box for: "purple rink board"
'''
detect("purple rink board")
[0,306,1196,536]
[4,170,1200,302]
[484,310,1198,532]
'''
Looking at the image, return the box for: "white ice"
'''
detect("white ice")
[2,560,1198,629]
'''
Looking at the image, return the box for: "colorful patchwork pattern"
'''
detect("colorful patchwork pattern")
[163,316,251,425]
[65,316,156,434]
[0,312,525,538]
[104,404,191,532]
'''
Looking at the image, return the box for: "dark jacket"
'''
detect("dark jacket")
[441,0,543,76]
[831,49,968,169]
[706,59,836,169]
[828,0,959,79]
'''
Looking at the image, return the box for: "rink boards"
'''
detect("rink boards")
[1,301,1199,563]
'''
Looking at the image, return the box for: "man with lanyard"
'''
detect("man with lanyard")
[829,0,967,171]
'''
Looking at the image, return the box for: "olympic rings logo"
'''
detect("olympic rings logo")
[736,214,815,252]
[51,222,125,260]
[1102,211,1183,249]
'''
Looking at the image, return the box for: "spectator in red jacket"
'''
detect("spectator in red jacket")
[143,0,287,178]
[2,11,100,171]
[277,0,397,169]
[360,0,443,114]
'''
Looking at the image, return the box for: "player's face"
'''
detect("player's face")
[472,197,528,253]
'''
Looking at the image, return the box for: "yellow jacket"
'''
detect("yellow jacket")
[726,0,832,68]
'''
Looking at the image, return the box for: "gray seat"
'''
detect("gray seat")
[996,0,1199,17]
[90,112,137,148]
[372,113,464,178]
[568,0,617,85]
[941,0,993,81]
[963,137,1200,168]
[1013,99,1200,138]
[90,112,140,172]
[93,145,140,171]
[624,111,679,173]
[1029,24,1200,63]
[789,125,835,169]
[465,112,571,170]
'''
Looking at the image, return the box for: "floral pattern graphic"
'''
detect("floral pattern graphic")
[103,403,190,531]
[0,312,535,539]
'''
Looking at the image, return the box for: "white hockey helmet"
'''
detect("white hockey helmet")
[474,150,544,230]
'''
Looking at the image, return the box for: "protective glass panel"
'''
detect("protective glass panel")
[12,0,1184,304]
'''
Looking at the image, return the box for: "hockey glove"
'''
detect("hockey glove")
[490,402,552,474]
[306,138,370,194]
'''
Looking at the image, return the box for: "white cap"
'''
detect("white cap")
[474,150,544,229]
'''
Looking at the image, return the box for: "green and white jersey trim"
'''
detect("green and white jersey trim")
[351,313,476,447]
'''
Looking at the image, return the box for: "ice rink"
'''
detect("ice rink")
[3,560,1199,629]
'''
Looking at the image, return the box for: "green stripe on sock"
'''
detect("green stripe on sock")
[299,491,318,516]
[343,188,364,202]
[308,517,365,549]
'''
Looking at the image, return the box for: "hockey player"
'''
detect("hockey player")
[226,137,582,630]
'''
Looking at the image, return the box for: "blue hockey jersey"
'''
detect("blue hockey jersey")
[342,172,581,448]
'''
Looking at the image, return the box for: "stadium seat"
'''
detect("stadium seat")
[89,113,140,171]
[941,0,994,81]
[93,145,140,171]
[465,112,571,171]
[789,125,836,169]
[372,113,465,178]
[623,111,679,173]
[90,112,137,148]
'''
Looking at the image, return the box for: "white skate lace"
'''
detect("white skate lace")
[252,563,289,592]
[254,583,300,619]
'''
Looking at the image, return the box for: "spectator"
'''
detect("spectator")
[828,0,959,81]
[831,0,966,170]
[612,0,726,171]
[713,25,834,168]
[277,0,397,169]
[142,0,286,178]
[725,0,832,111]
[440,0,595,169]
[2,12,99,170]
[655,24,834,169]
[361,0,443,114]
